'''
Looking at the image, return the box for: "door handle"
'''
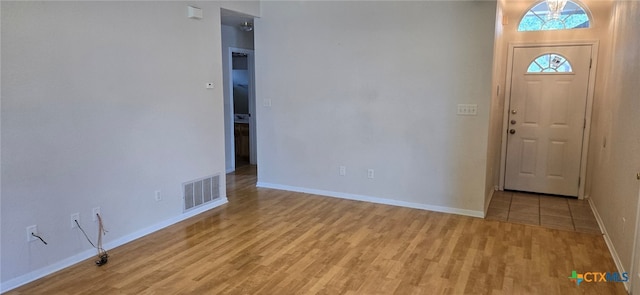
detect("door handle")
[509,129,516,134]
[511,109,517,114]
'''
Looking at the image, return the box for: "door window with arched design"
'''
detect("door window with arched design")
[526,53,573,73]
[518,0,591,31]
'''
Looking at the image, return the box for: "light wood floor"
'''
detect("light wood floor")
[7,166,627,294]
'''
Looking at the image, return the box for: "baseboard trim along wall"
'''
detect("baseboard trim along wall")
[588,197,630,292]
[256,182,484,218]
[484,186,497,217]
[0,197,228,293]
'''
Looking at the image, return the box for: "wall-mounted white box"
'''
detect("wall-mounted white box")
[188,6,203,19]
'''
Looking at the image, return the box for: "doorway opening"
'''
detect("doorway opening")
[220,9,256,173]
[230,50,255,169]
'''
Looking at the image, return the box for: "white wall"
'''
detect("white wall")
[0,1,259,291]
[586,0,640,276]
[221,24,254,172]
[255,1,496,216]
[485,2,506,213]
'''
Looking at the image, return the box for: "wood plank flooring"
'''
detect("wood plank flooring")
[6,166,627,294]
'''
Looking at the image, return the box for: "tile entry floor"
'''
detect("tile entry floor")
[486,190,602,234]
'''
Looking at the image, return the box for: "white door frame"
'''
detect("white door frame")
[631,182,640,294]
[498,41,599,199]
[226,47,257,171]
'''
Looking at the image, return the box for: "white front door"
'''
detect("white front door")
[504,45,592,196]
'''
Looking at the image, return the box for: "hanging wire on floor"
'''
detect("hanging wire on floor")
[74,214,109,266]
[95,213,108,266]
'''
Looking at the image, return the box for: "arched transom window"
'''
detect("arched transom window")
[518,0,591,31]
[527,53,573,73]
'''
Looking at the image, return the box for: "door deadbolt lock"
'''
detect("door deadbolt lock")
[509,129,516,134]
[510,120,516,125]
[511,109,517,114]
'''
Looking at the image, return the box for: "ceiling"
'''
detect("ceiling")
[220,8,255,27]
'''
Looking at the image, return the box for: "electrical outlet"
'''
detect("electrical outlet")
[339,166,346,176]
[367,169,375,179]
[26,225,38,242]
[155,190,162,202]
[71,213,80,229]
[92,207,101,222]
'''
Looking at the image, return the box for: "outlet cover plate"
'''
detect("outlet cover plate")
[26,225,38,242]
[71,213,80,229]
[339,166,346,176]
[367,169,375,179]
[92,207,101,222]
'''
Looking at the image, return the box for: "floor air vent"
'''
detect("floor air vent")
[184,175,220,212]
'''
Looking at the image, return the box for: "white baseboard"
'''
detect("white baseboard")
[0,197,228,293]
[256,182,484,218]
[588,198,630,292]
[485,186,496,217]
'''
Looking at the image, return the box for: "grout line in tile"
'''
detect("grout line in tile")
[568,198,577,231]
[537,195,541,225]
[506,195,513,220]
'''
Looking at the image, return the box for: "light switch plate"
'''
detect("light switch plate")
[457,104,478,116]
